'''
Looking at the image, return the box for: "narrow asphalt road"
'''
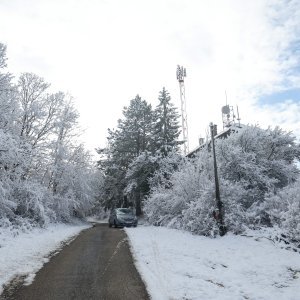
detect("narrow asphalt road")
[3,224,149,300]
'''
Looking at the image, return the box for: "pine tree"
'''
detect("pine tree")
[109,95,154,166]
[154,87,182,156]
[98,95,154,213]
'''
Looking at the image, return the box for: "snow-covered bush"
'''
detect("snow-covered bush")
[180,179,218,236]
[144,192,176,226]
[0,180,15,220]
[264,178,300,240]
[145,152,219,235]
[13,181,54,226]
[145,125,300,236]
[217,126,299,206]
[146,162,249,236]
[145,154,203,221]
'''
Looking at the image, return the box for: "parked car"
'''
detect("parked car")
[108,208,138,228]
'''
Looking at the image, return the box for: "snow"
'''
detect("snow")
[1,221,299,299]
[86,215,109,224]
[125,226,300,300]
[0,223,90,293]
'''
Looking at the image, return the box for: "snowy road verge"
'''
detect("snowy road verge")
[125,226,300,300]
[0,222,91,294]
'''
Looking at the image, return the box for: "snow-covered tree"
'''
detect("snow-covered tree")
[110,95,154,163]
[0,45,17,135]
[0,44,20,224]
[0,43,99,228]
[153,87,182,155]
[17,73,50,140]
[49,144,95,221]
[47,98,79,192]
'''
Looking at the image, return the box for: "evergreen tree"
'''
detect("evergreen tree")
[98,90,185,215]
[153,87,182,156]
[108,95,154,166]
[98,95,154,212]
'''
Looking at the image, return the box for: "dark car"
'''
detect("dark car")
[108,208,138,228]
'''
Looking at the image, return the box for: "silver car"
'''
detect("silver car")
[108,208,138,228]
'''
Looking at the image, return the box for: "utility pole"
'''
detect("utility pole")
[176,65,189,155]
[210,122,226,236]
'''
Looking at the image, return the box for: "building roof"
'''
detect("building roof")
[186,124,243,158]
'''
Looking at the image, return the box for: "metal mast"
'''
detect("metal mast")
[176,65,189,155]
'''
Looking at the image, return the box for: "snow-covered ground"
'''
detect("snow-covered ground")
[125,226,300,300]
[0,222,90,294]
[1,221,299,299]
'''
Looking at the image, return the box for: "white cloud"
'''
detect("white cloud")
[0,0,299,152]
[241,100,300,142]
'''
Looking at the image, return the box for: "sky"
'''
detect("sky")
[0,0,300,153]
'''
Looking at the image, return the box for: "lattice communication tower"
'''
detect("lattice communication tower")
[176,65,189,155]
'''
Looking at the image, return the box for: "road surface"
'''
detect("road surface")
[2,224,149,300]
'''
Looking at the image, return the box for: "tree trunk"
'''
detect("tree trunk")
[135,191,143,216]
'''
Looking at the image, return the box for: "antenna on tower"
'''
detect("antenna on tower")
[221,91,242,129]
[177,65,189,155]
[236,105,241,127]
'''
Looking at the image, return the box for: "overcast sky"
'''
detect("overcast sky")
[1,0,300,153]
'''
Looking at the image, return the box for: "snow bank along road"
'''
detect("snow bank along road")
[126,226,300,300]
[1,224,149,300]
